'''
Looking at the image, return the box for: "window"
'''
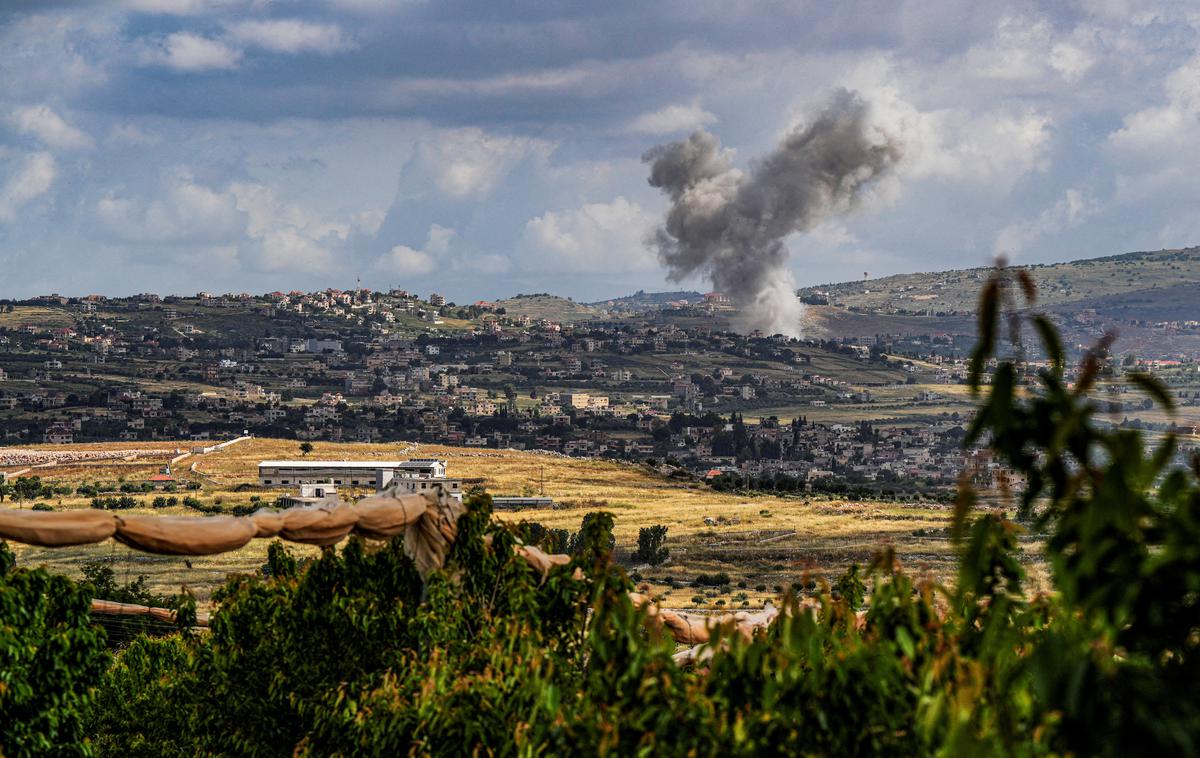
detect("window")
[264,479,273,485]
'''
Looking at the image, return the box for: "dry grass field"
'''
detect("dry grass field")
[5,438,1047,609]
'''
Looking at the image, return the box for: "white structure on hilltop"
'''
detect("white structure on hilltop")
[258,458,462,499]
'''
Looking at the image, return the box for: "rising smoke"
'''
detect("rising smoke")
[643,89,902,337]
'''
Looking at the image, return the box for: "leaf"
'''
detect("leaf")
[1127,371,1176,414]
[969,278,1000,392]
[1015,268,1038,305]
[1032,315,1064,375]
[895,626,916,659]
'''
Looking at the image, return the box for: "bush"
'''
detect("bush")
[0,543,109,754]
[30,503,53,512]
[633,524,670,565]
[694,572,731,587]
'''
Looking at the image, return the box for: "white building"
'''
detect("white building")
[258,458,461,499]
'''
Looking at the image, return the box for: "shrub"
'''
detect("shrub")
[694,572,731,587]
[633,524,670,565]
[0,543,109,754]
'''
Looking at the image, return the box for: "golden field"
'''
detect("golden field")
[4,438,1044,608]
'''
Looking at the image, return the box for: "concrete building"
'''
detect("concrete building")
[258,458,462,499]
[277,481,342,508]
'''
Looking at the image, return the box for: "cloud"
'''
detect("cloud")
[94,171,244,243]
[845,61,1053,191]
[230,182,346,272]
[92,172,345,275]
[1110,53,1200,153]
[522,196,658,273]
[379,224,456,276]
[382,244,436,276]
[143,33,243,72]
[8,105,93,150]
[993,188,1100,256]
[108,123,160,146]
[0,152,56,222]
[625,102,717,134]
[122,0,241,14]
[411,129,554,199]
[227,20,354,55]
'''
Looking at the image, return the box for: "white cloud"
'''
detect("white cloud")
[108,123,161,146]
[227,20,354,55]
[230,182,345,272]
[412,129,554,199]
[844,60,1054,191]
[993,188,1100,256]
[253,227,334,272]
[143,33,243,72]
[958,17,1096,85]
[522,196,658,273]
[94,171,244,243]
[325,0,408,13]
[0,152,56,222]
[122,0,241,14]
[351,208,387,236]
[626,102,717,135]
[1110,53,1200,153]
[8,106,93,150]
[379,224,456,276]
[383,244,436,276]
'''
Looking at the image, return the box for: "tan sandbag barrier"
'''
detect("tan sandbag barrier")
[90,598,212,628]
[0,491,461,561]
[2,491,782,652]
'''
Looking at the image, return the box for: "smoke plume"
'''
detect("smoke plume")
[643,89,902,336]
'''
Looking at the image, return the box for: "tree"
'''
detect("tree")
[298,442,314,457]
[633,525,669,565]
[11,477,43,509]
[0,542,109,755]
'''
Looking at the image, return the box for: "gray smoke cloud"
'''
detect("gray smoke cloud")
[643,88,902,337]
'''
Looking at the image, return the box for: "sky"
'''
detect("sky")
[1,0,1199,302]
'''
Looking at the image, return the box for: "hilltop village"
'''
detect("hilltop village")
[1,282,1198,500]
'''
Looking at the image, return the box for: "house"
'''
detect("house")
[277,481,341,508]
[147,473,176,490]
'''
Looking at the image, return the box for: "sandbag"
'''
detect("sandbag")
[279,503,358,546]
[517,544,571,580]
[0,509,117,547]
[90,598,211,628]
[404,493,465,578]
[352,492,431,539]
[249,508,286,538]
[114,514,257,555]
[658,609,713,644]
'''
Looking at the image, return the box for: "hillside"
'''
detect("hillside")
[6,438,966,606]
[494,294,605,322]
[800,246,1200,317]
[588,290,706,313]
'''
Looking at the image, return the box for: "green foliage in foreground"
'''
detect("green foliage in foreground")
[1,265,1199,755]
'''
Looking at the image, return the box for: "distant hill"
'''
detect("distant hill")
[800,247,1200,318]
[494,294,603,323]
[796,246,1200,356]
[587,290,706,313]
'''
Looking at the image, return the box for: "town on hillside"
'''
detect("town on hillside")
[3,263,1200,502]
